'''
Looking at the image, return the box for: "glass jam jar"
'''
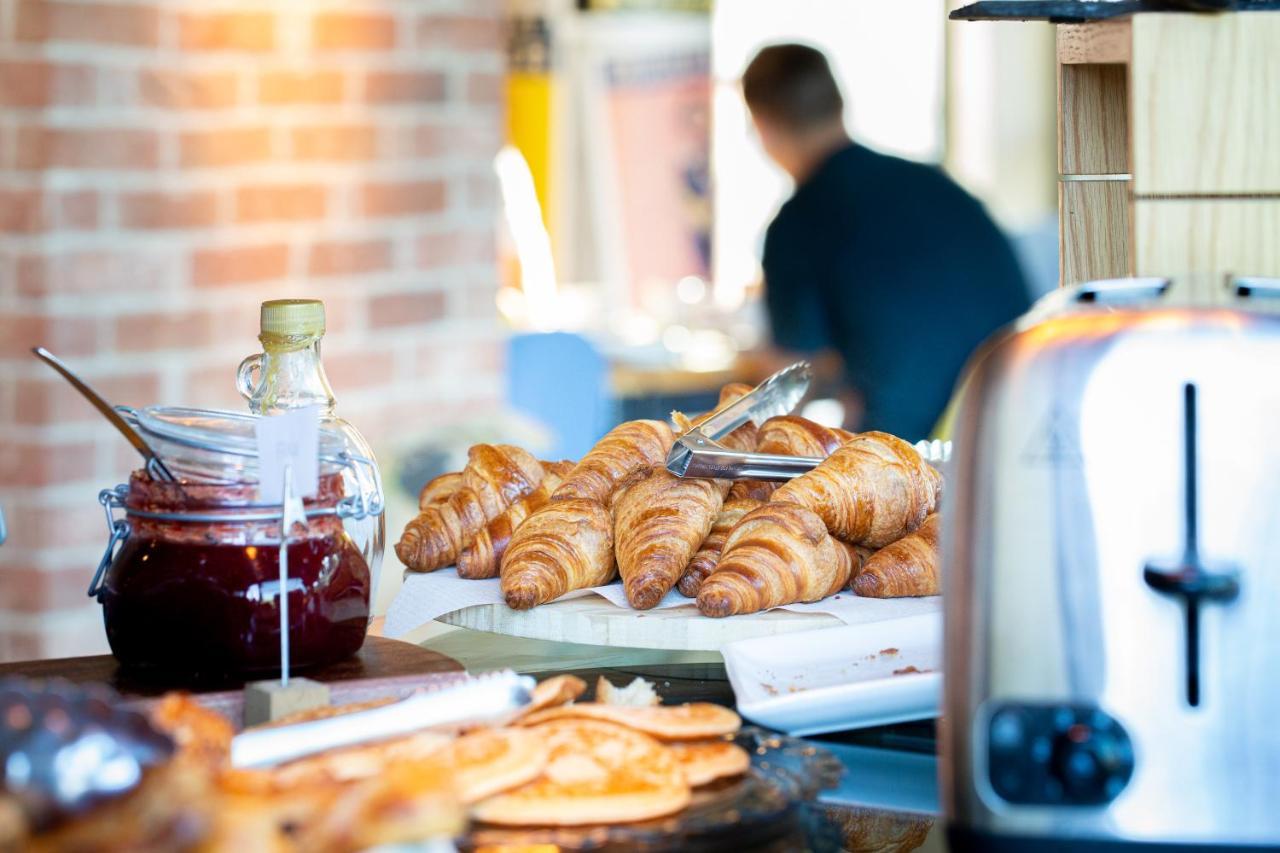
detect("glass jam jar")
[92,407,382,677]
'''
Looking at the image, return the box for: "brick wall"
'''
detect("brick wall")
[0,0,507,661]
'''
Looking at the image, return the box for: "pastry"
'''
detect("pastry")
[417,471,464,510]
[667,739,751,786]
[471,719,690,826]
[550,420,674,503]
[500,497,615,609]
[441,727,549,804]
[772,431,941,548]
[456,461,574,580]
[396,444,546,572]
[853,513,940,598]
[697,501,858,617]
[517,701,741,741]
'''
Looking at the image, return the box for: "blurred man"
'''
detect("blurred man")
[744,44,1030,439]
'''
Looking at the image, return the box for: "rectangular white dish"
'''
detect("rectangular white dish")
[722,611,942,736]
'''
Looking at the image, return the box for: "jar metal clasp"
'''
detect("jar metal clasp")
[89,486,130,599]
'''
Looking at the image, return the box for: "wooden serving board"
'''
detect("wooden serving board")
[438,597,843,652]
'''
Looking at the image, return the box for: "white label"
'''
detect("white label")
[255,406,321,504]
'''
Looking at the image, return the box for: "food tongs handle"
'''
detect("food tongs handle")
[666,361,822,481]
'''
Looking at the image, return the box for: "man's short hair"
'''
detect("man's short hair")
[742,44,844,132]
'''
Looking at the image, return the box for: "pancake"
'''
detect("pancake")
[270,730,453,787]
[518,702,741,741]
[444,727,549,804]
[471,719,690,826]
[518,674,588,718]
[667,739,751,786]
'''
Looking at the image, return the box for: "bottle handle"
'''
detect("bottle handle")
[236,354,263,404]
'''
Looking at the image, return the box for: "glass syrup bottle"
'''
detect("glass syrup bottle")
[237,299,386,606]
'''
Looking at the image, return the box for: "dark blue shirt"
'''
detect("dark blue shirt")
[763,143,1030,439]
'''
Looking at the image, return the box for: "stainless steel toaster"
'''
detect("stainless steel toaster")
[940,276,1280,851]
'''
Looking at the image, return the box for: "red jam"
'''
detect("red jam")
[99,471,370,677]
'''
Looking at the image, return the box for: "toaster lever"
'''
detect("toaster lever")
[1142,383,1240,708]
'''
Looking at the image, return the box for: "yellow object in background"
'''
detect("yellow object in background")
[507,71,554,231]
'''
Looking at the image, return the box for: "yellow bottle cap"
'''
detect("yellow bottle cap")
[260,299,325,338]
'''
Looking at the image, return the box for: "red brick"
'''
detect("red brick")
[0,188,43,233]
[0,631,45,664]
[368,291,446,328]
[235,184,327,223]
[417,230,495,269]
[0,440,98,487]
[16,1,160,47]
[192,243,290,286]
[0,568,98,612]
[16,251,174,297]
[138,69,239,110]
[259,71,345,105]
[361,180,446,218]
[363,71,447,104]
[179,127,272,167]
[290,124,376,161]
[308,239,393,277]
[185,363,258,410]
[312,13,396,50]
[416,15,502,51]
[119,190,219,229]
[322,348,397,393]
[178,12,274,52]
[14,127,159,171]
[114,310,219,352]
[59,191,98,229]
[2,503,105,550]
[13,372,162,426]
[466,72,503,105]
[0,60,94,107]
[405,122,500,158]
[0,312,99,358]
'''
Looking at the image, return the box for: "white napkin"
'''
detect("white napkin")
[385,568,940,639]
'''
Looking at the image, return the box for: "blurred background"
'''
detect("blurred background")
[0,0,1055,659]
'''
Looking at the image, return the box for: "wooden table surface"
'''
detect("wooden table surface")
[0,635,462,699]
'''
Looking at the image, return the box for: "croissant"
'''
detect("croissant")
[772,431,940,548]
[456,462,574,580]
[678,416,852,598]
[418,471,463,510]
[617,386,759,609]
[678,496,763,598]
[500,498,615,609]
[396,444,545,572]
[853,513,940,597]
[697,502,857,617]
[551,420,674,503]
[726,415,854,502]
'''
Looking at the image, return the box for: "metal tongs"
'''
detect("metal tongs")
[665,361,952,481]
[230,670,535,768]
[666,361,820,482]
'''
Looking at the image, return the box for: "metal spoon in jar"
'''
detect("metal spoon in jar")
[31,347,177,482]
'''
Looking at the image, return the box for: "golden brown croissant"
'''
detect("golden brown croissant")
[676,416,852,598]
[726,415,854,502]
[772,431,940,548]
[396,444,545,572]
[500,497,615,609]
[853,513,940,597]
[417,471,463,510]
[456,461,574,580]
[617,385,759,609]
[697,501,857,617]
[550,419,674,504]
[678,496,764,598]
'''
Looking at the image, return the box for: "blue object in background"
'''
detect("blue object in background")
[507,332,611,460]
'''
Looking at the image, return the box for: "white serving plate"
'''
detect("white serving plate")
[722,611,942,736]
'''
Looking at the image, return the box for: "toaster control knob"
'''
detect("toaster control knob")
[1048,723,1133,803]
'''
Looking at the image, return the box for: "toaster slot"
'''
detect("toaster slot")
[1074,276,1170,304]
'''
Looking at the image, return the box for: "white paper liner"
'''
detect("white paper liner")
[385,567,940,639]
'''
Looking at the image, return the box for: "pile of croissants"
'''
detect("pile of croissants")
[395,384,942,617]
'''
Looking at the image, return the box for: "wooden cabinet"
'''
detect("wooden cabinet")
[1057,13,1280,288]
